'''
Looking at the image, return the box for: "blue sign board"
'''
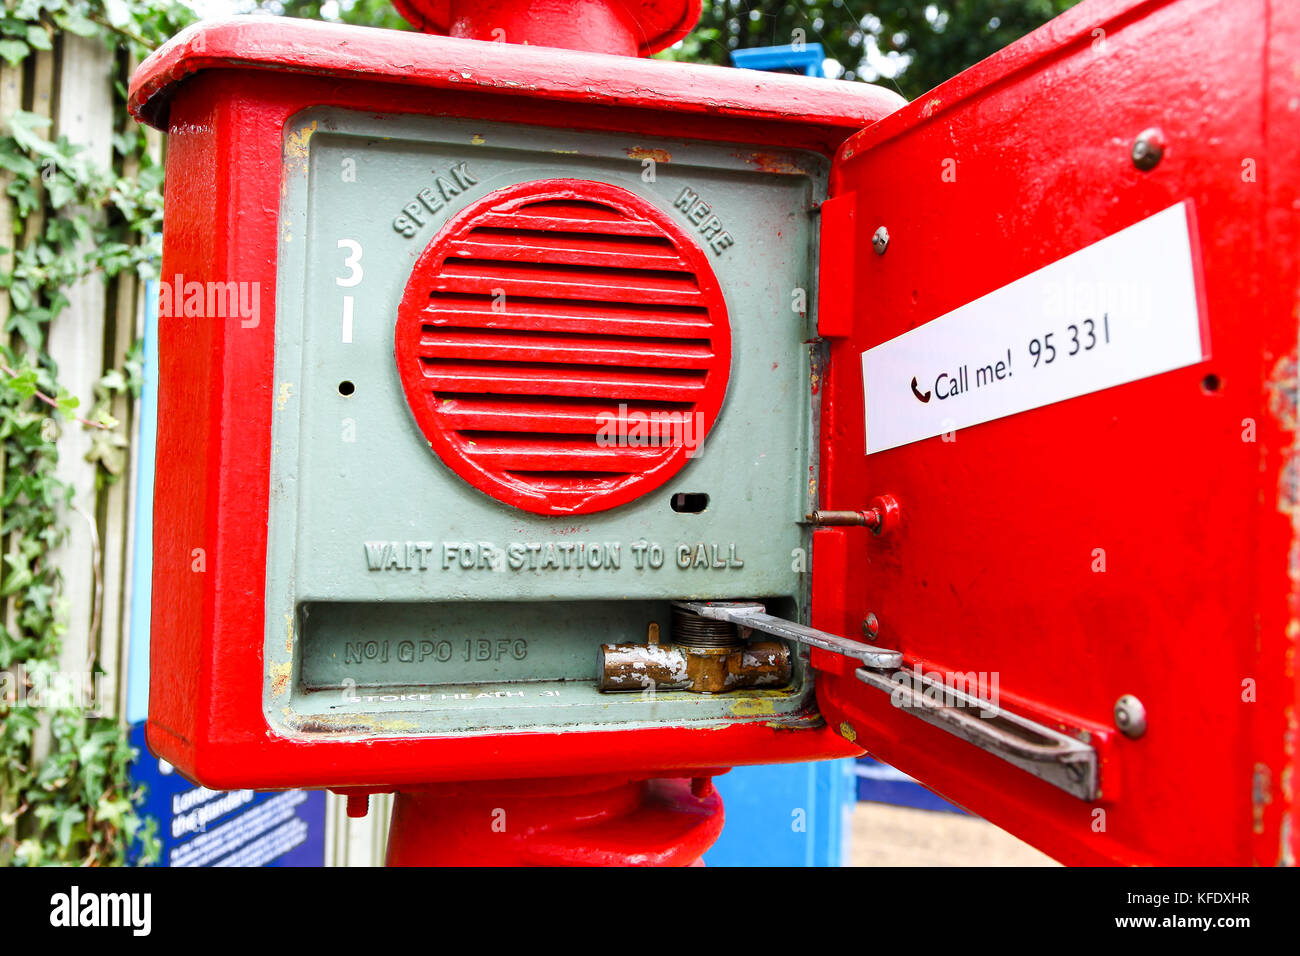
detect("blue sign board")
[129,724,327,867]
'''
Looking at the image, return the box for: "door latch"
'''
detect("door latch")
[673,601,903,669]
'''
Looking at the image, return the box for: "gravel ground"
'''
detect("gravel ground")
[851,802,1060,866]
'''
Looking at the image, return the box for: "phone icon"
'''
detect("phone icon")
[910,376,932,403]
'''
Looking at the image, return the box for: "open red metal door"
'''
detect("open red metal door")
[811,0,1299,865]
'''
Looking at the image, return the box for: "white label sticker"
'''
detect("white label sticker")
[861,202,1207,454]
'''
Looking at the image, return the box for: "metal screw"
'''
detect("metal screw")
[1114,694,1147,738]
[838,721,858,743]
[872,226,890,255]
[863,613,880,638]
[1131,128,1165,171]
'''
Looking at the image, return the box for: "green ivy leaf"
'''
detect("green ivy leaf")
[0,38,28,66]
[103,0,134,30]
[0,149,39,179]
[25,25,51,51]
[5,367,38,399]
[7,110,52,152]
[54,11,100,39]
[47,177,76,209]
[7,312,43,351]
[55,390,79,420]
[8,282,32,311]
[56,806,85,848]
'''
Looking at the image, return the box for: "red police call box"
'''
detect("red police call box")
[130,0,1300,866]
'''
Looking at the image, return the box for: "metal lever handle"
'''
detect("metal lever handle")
[854,666,1098,801]
[673,601,903,670]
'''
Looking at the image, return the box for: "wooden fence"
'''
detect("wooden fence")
[0,34,149,755]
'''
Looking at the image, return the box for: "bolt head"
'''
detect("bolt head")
[1131,128,1166,171]
[1114,694,1147,738]
[863,613,880,637]
[872,226,890,255]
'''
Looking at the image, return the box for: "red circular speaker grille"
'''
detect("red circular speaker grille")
[394,179,732,515]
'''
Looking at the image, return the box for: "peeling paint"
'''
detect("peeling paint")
[471,133,485,145]
[276,382,294,411]
[626,146,671,163]
[730,697,776,716]
[1253,761,1273,834]
[1269,354,1300,514]
[269,661,292,698]
[838,721,857,742]
[284,119,317,164]
[738,151,804,174]
[285,712,420,734]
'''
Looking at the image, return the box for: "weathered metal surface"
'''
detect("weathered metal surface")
[598,639,792,692]
[265,107,820,741]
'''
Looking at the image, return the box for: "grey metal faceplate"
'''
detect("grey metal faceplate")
[267,108,826,737]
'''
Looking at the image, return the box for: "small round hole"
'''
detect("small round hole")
[338,380,356,396]
[1202,373,1221,393]
[671,493,709,513]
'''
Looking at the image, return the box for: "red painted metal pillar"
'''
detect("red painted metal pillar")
[385,776,724,866]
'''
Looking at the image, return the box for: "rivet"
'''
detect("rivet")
[1131,128,1166,171]
[872,226,890,255]
[863,613,880,638]
[1114,694,1147,738]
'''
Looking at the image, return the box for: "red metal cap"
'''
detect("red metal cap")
[393,0,700,56]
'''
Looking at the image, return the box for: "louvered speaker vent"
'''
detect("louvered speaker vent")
[394,180,731,515]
